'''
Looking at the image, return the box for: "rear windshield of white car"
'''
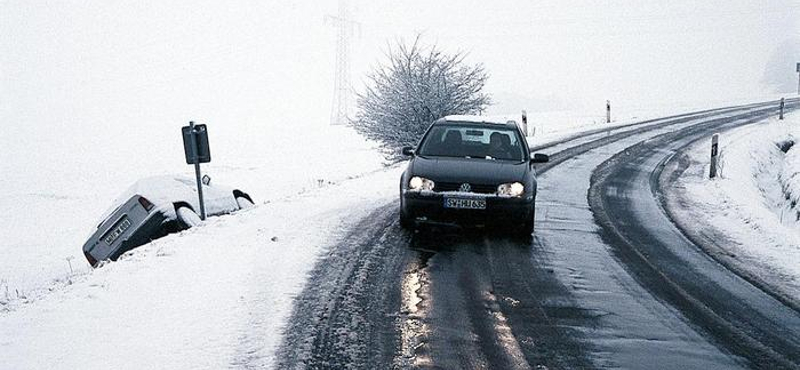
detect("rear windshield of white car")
[418,124,526,161]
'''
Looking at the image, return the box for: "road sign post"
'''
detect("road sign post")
[710,133,719,179]
[181,121,211,220]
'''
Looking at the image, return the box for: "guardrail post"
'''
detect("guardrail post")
[710,133,720,179]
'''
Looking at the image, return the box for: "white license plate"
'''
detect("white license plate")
[444,197,486,210]
[104,217,132,245]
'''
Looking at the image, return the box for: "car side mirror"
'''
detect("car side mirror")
[402,146,415,156]
[531,153,549,163]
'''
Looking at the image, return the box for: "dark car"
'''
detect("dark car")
[399,116,549,238]
[82,175,254,266]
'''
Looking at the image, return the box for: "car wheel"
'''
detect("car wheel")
[177,207,201,228]
[399,194,414,230]
[399,199,415,229]
[516,207,535,241]
[236,196,254,210]
[400,210,414,230]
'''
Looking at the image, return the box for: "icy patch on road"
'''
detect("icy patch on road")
[669,112,800,303]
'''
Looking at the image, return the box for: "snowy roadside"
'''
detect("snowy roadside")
[0,165,403,370]
[664,112,800,306]
[0,125,384,306]
[524,94,790,149]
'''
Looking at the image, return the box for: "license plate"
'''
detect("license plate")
[444,197,486,210]
[104,217,132,245]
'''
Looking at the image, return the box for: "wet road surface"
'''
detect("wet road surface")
[274,100,800,369]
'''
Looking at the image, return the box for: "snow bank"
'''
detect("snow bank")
[0,124,384,307]
[0,164,403,369]
[780,139,800,219]
[670,112,800,302]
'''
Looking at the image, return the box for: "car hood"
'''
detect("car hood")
[411,156,527,184]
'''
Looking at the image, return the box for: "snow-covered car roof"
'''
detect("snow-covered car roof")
[441,115,519,126]
[98,175,241,224]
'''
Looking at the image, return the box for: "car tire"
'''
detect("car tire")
[400,212,414,230]
[236,196,254,210]
[517,207,535,241]
[399,200,414,230]
[177,207,201,228]
[399,193,415,230]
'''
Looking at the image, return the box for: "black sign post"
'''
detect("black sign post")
[181,122,211,220]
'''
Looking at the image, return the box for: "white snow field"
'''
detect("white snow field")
[0,161,404,369]
[669,111,800,303]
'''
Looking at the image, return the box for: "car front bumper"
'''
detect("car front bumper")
[402,190,534,226]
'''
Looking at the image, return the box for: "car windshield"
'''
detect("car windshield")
[418,123,526,161]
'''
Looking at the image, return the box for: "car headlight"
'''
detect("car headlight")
[409,176,435,191]
[497,182,525,197]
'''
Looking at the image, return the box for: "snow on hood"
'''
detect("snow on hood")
[98,175,241,225]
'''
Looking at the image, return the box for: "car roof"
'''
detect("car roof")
[437,115,519,128]
[96,175,236,223]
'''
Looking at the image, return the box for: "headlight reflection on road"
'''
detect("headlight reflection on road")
[483,290,532,369]
[397,259,432,368]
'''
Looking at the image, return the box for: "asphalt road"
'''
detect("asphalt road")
[275,100,800,370]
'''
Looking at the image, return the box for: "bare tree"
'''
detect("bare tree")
[351,36,491,162]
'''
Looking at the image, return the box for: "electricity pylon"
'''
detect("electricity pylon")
[326,0,359,126]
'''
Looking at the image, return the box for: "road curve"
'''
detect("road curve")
[588,103,800,369]
[273,100,799,369]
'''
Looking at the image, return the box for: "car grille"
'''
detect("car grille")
[435,182,497,194]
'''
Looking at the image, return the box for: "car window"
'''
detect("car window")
[418,123,525,161]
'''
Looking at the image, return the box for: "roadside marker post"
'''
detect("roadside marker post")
[606,100,611,123]
[780,98,785,120]
[181,121,211,220]
[710,133,719,179]
[521,110,528,136]
[796,62,800,95]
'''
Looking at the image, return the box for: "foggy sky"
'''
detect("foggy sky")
[1,0,798,133]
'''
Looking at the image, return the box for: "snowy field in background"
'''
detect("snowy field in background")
[671,111,800,302]
[523,93,791,148]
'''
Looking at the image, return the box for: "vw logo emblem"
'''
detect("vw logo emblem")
[459,183,472,192]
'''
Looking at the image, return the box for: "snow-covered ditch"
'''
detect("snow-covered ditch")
[0,162,403,369]
[666,112,800,304]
